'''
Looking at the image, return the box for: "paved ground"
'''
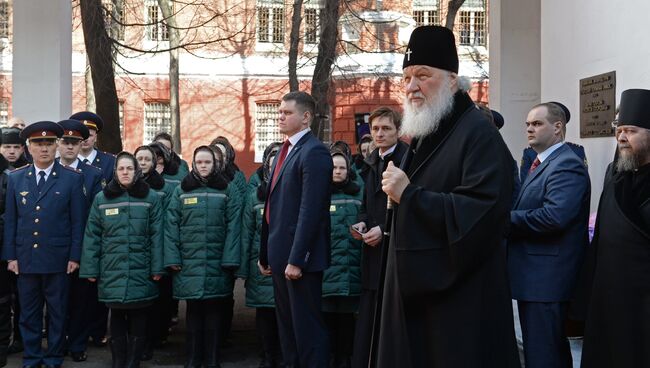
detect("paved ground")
[7,279,261,367]
[5,287,586,367]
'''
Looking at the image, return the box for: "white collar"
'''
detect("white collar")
[537,142,564,163]
[379,144,397,160]
[79,149,97,164]
[34,161,55,177]
[287,128,310,147]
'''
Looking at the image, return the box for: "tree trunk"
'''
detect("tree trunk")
[80,0,122,153]
[288,0,304,92]
[84,56,96,111]
[445,0,466,30]
[158,0,182,152]
[310,0,339,141]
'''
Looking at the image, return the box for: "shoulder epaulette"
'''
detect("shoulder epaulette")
[11,164,30,172]
[61,165,83,175]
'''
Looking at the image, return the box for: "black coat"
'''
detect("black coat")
[375,92,520,367]
[0,156,10,299]
[357,140,408,290]
[579,169,650,368]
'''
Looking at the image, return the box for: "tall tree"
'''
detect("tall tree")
[310,0,339,140]
[288,0,304,91]
[445,0,466,30]
[157,0,182,151]
[80,0,122,153]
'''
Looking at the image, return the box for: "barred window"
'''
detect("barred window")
[257,1,284,44]
[145,0,169,41]
[304,8,320,44]
[0,100,7,127]
[143,102,171,145]
[254,102,282,162]
[413,0,440,27]
[0,1,9,39]
[103,0,125,41]
[458,0,487,47]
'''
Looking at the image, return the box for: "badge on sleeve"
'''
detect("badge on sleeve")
[105,208,119,216]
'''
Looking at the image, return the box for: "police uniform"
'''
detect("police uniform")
[55,120,104,361]
[1,122,86,367]
[69,112,114,344]
[70,111,116,183]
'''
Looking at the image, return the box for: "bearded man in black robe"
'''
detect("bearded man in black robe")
[579,89,650,368]
[374,25,521,367]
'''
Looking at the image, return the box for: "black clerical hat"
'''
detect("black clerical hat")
[70,111,104,132]
[549,101,571,124]
[618,89,650,130]
[491,110,504,130]
[1,127,25,145]
[403,26,458,73]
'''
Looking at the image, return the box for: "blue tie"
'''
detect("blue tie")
[37,171,46,192]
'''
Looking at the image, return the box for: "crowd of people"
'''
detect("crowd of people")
[0,25,647,368]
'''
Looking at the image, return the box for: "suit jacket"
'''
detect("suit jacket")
[259,131,333,273]
[91,149,116,183]
[2,162,86,273]
[56,158,104,210]
[519,142,587,183]
[508,143,590,302]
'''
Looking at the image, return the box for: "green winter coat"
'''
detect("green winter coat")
[238,176,275,308]
[164,184,241,300]
[322,189,363,298]
[79,190,164,304]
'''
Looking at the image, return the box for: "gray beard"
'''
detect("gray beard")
[400,84,455,139]
[616,148,642,172]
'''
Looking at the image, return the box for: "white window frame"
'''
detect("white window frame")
[0,99,8,127]
[458,1,487,47]
[143,102,171,145]
[413,0,440,27]
[103,0,125,41]
[256,0,285,52]
[145,0,169,43]
[254,102,282,163]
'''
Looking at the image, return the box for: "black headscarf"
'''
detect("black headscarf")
[149,141,180,176]
[104,151,150,199]
[135,145,165,190]
[331,151,360,195]
[181,145,228,191]
[210,136,239,181]
[256,142,283,201]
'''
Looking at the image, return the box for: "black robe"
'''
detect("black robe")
[375,92,520,367]
[579,166,650,368]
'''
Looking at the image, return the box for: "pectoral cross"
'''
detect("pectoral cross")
[406,48,412,61]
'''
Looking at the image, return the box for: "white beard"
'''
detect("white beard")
[401,81,455,139]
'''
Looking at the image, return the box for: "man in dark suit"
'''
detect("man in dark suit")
[508,102,590,368]
[258,91,333,367]
[69,111,114,346]
[55,119,104,362]
[2,121,86,368]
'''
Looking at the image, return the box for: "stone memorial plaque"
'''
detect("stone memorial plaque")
[580,71,616,138]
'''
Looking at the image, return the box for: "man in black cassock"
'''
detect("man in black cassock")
[579,89,650,368]
[376,25,520,367]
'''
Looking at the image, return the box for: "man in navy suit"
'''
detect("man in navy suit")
[508,102,590,368]
[258,91,333,367]
[69,111,114,346]
[2,121,86,368]
[55,119,104,362]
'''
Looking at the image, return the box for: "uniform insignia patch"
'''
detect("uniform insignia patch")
[184,197,198,205]
[21,197,26,205]
[259,208,264,215]
[105,208,119,216]
[19,191,28,196]
[330,205,336,212]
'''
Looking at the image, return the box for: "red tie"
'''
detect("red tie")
[265,140,290,224]
[529,157,541,174]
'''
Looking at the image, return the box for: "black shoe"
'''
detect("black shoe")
[110,337,128,368]
[8,340,23,354]
[91,336,108,347]
[71,351,88,362]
